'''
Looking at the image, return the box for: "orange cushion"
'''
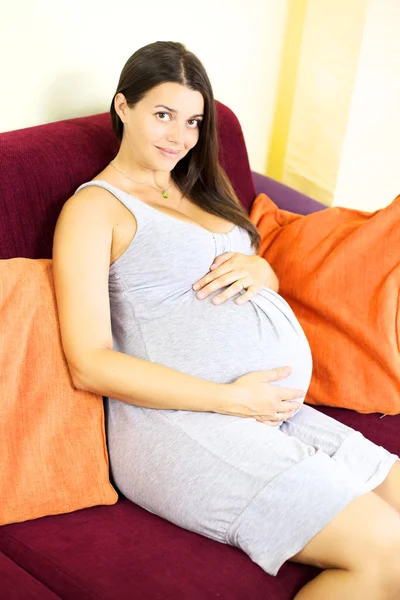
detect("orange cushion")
[249,193,400,415]
[0,259,118,525]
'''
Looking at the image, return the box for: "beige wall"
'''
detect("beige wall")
[333,0,400,210]
[281,0,369,205]
[0,0,288,173]
[267,0,400,211]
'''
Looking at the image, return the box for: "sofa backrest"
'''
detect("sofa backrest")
[0,102,255,260]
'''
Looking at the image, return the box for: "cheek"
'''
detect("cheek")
[149,124,166,143]
[139,116,163,143]
[186,129,200,149]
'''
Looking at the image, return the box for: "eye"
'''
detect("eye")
[187,119,202,129]
[156,112,171,122]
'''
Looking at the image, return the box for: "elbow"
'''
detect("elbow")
[69,366,88,391]
[71,375,87,391]
[66,360,93,392]
[71,371,98,395]
[65,347,111,394]
[67,348,109,394]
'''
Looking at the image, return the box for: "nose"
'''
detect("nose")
[167,120,185,146]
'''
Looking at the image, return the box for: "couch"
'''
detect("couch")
[1,101,399,600]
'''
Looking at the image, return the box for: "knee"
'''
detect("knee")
[380,539,400,596]
[359,531,400,597]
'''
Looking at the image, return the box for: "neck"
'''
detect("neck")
[112,147,171,190]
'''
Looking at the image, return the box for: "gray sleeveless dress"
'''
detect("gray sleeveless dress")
[76,181,398,576]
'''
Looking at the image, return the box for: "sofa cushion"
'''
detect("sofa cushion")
[0,258,118,526]
[1,407,398,600]
[0,497,318,600]
[0,551,61,599]
[0,103,255,261]
[250,192,400,415]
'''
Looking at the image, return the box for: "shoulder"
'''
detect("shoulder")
[64,184,114,211]
[59,184,125,226]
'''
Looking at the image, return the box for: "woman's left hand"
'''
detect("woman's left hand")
[192,253,279,305]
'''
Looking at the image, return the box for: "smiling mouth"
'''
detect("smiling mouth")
[156,146,181,156]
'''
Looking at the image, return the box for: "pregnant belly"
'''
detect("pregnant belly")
[139,287,313,395]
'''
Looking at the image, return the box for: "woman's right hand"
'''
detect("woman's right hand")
[224,366,305,426]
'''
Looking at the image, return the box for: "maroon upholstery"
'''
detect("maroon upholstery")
[0,551,61,599]
[0,104,399,600]
[0,502,318,600]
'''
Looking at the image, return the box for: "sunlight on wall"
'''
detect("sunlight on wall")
[333,0,400,210]
[281,0,369,205]
[266,0,308,182]
[266,0,400,210]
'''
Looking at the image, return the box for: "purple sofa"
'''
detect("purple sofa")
[1,102,399,600]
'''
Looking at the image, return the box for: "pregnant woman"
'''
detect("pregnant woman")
[53,42,400,599]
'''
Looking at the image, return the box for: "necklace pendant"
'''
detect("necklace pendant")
[162,191,168,199]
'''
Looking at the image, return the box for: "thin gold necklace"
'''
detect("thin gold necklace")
[109,161,173,199]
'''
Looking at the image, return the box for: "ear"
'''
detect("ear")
[114,93,129,123]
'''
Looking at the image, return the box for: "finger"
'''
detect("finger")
[255,412,282,423]
[278,401,302,413]
[277,388,305,401]
[210,252,235,270]
[212,278,251,304]
[261,366,292,382]
[197,270,247,301]
[193,263,238,293]
[259,420,282,427]
[193,272,217,291]
[235,285,258,305]
[280,410,297,422]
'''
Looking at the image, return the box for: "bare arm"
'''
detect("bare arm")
[74,347,231,412]
[52,188,231,413]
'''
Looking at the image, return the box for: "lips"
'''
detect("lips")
[156,146,181,158]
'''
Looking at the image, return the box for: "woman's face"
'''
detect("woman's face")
[117,82,204,171]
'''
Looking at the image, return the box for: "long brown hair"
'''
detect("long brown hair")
[110,41,260,251]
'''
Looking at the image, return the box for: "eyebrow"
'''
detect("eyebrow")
[154,104,203,118]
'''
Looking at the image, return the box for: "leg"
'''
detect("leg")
[290,491,400,600]
[373,460,400,512]
[282,405,399,502]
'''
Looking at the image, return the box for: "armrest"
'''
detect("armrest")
[251,171,327,216]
